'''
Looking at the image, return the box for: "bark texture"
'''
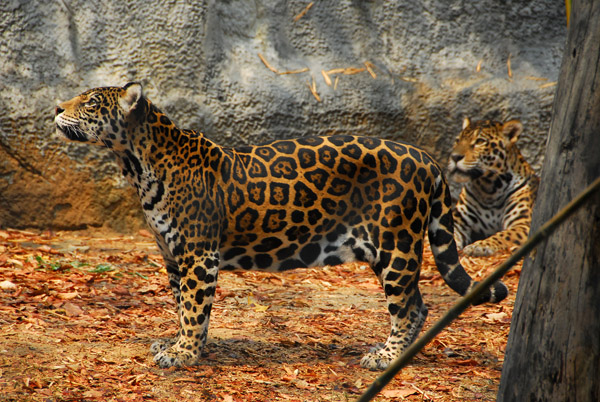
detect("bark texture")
[497,1,600,400]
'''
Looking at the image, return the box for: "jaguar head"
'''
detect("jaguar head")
[54,82,143,149]
[447,118,522,183]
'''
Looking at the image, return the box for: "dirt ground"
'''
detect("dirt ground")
[0,228,521,401]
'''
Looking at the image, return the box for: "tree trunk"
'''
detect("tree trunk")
[497,1,600,401]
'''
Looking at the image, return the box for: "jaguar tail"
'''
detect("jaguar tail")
[427,176,508,305]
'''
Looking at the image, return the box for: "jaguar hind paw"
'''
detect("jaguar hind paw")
[360,348,395,371]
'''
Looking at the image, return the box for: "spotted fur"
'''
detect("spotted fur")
[55,83,508,370]
[447,118,540,256]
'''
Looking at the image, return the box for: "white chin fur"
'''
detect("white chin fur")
[54,127,67,141]
[449,170,471,183]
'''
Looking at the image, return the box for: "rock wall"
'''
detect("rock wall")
[0,1,565,231]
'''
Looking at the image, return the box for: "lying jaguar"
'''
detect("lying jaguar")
[54,83,507,370]
[448,118,540,256]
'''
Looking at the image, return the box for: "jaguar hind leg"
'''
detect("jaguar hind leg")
[360,250,428,370]
[361,289,428,370]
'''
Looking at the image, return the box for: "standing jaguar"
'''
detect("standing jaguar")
[448,118,540,256]
[54,83,507,370]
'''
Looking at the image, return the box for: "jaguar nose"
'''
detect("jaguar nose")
[450,154,462,163]
[55,106,64,116]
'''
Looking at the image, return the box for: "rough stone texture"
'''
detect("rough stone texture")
[0,1,565,231]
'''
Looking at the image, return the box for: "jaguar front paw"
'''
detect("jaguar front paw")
[462,242,497,257]
[153,344,199,368]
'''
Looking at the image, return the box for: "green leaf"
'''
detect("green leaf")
[49,262,62,271]
[90,264,114,274]
[133,271,148,280]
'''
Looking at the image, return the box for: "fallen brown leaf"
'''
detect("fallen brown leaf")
[381,388,417,398]
[258,53,278,74]
[321,69,332,86]
[293,2,314,22]
[62,302,84,317]
[83,389,104,399]
[57,291,78,300]
[112,285,131,296]
[364,61,377,78]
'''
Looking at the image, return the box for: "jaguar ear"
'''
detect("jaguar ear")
[462,117,471,130]
[502,120,523,144]
[120,82,143,113]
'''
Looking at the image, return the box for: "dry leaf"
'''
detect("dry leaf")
[381,388,417,398]
[57,292,78,300]
[138,229,153,238]
[292,379,315,390]
[321,69,332,86]
[112,285,130,296]
[138,284,161,294]
[343,67,366,75]
[484,311,509,322]
[0,280,16,290]
[258,53,278,74]
[364,61,377,78]
[455,359,480,366]
[279,67,309,75]
[7,258,23,267]
[62,302,83,317]
[293,2,314,22]
[283,365,297,377]
[247,293,270,312]
[216,289,236,301]
[525,76,548,81]
[82,389,103,399]
[307,76,321,102]
[326,68,346,75]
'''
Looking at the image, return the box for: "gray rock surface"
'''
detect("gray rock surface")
[0,1,565,231]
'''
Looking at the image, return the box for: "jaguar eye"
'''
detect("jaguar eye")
[475,138,488,146]
[85,99,99,108]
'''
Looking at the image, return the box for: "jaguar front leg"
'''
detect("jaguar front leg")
[153,249,220,368]
[462,221,530,256]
